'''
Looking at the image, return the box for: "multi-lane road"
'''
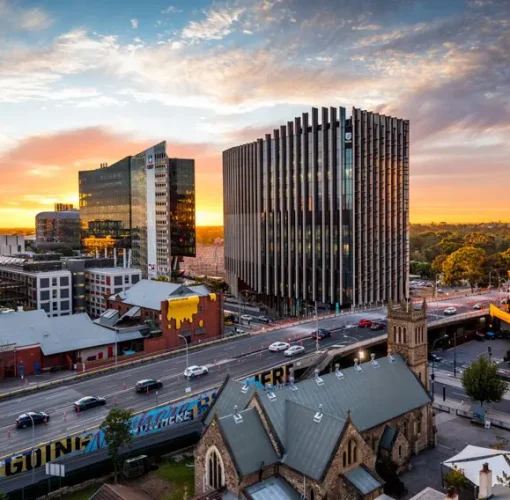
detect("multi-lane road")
[0,291,501,461]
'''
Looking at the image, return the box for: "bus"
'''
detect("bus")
[224,313,236,326]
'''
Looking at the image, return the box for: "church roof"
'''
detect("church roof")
[218,407,279,476]
[343,465,383,494]
[379,425,398,451]
[205,354,431,480]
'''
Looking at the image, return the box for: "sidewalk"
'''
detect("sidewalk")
[433,395,510,429]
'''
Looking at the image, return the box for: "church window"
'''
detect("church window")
[403,327,407,343]
[417,414,422,434]
[343,451,347,467]
[310,488,315,500]
[393,326,397,343]
[398,445,402,459]
[398,326,402,343]
[206,447,224,490]
[403,421,408,439]
[347,439,358,465]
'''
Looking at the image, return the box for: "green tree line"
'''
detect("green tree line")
[410,223,510,290]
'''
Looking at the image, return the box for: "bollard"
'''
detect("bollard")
[7,428,11,438]
[63,411,67,421]
[114,395,118,405]
[123,383,126,391]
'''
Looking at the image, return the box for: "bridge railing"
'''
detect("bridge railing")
[428,310,488,329]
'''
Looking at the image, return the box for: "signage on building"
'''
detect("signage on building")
[345,132,352,143]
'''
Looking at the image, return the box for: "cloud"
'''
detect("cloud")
[181,6,244,41]
[162,5,182,14]
[0,0,52,32]
[130,18,138,29]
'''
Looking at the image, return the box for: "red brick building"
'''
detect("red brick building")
[107,280,223,353]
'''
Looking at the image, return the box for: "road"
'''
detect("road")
[0,290,501,462]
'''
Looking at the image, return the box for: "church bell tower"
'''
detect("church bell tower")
[387,298,429,388]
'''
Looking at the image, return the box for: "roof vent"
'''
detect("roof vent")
[233,405,243,424]
[314,369,324,386]
[313,404,324,423]
[335,363,344,380]
[289,376,298,391]
[43,332,49,337]
[371,353,380,368]
[354,358,363,372]
[388,350,396,363]
[267,391,277,401]
[241,384,249,394]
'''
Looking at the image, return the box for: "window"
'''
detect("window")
[40,278,49,289]
[310,489,315,500]
[61,288,69,299]
[125,275,129,283]
[52,289,58,299]
[206,447,224,490]
[61,301,70,311]
[52,277,57,287]
[403,421,408,439]
[60,276,69,286]
[346,439,358,466]
[417,414,422,435]
[342,451,347,467]
[398,445,402,459]
[40,290,50,301]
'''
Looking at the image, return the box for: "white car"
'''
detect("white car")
[184,365,209,378]
[269,342,290,352]
[473,303,482,310]
[284,345,305,357]
[444,307,457,316]
[240,314,253,322]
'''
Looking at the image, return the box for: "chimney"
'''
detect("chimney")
[478,462,493,499]
[445,487,458,500]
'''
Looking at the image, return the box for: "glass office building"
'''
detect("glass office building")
[223,107,409,315]
[79,142,196,277]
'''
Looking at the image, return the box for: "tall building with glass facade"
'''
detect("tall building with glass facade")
[79,142,196,277]
[223,107,409,315]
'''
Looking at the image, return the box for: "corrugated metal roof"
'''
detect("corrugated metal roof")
[245,476,301,500]
[0,310,143,355]
[112,280,210,310]
[258,355,430,434]
[204,378,256,426]
[219,408,279,476]
[344,466,382,494]
[282,400,345,480]
[379,426,397,451]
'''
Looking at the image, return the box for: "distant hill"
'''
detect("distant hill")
[196,226,223,245]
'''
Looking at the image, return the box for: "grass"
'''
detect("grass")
[61,484,101,500]
[157,456,195,500]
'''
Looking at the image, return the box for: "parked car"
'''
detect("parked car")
[486,331,496,340]
[135,379,163,393]
[73,396,106,412]
[184,366,209,378]
[284,345,305,357]
[358,319,373,328]
[311,328,332,340]
[240,314,253,322]
[370,322,385,331]
[269,342,290,352]
[427,353,442,363]
[16,412,49,429]
[443,307,457,316]
[474,331,485,341]
[473,303,482,310]
[258,316,273,324]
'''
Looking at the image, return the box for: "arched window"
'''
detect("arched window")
[310,488,315,500]
[403,421,408,439]
[206,446,224,490]
[343,451,347,468]
[393,326,397,343]
[398,326,402,343]
[403,327,407,343]
[347,439,358,465]
[398,445,402,459]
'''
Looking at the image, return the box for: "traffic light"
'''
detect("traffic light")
[488,346,492,355]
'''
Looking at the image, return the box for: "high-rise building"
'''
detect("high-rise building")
[35,210,81,249]
[79,142,196,277]
[223,106,409,315]
[54,203,74,212]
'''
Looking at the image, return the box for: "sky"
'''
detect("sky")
[0,0,509,228]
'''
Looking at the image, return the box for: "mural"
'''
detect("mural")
[0,389,216,479]
[242,363,293,390]
[167,296,200,329]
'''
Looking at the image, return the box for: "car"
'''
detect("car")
[240,314,253,322]
[443,307,457,316]
[427,353,442,363]
[473,303,482,310]
[73,396,106,412]
[358,319,373,328]
[474,331,485,341]
[486,331,496,340]
[258,316,272,324]
[184,365,209,378]
[233,327,245,334]
[268,342,290,352]
[15,411,49,429]
[311,328,332,339]
[370,322,385,331]
[284,345,305,357]
[135,379,163,393]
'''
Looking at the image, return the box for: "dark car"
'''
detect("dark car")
[311,328,332,340]
[474,331,485,341]
[258,316,273,324]
[427,353,442,363]
[135,379,163,393]
[73,396,106,412]
[16,411,49,429]
[370,322,385,331]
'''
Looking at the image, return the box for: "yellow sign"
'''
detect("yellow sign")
[490,304,510,324]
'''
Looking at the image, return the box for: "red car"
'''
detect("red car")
[358,319,373,328]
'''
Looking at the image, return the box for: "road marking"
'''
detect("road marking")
[452,392,465,398]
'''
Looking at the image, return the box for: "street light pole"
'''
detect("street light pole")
[29,414,35,485]
[179,335,189,372]
[315,301,319,354]
[431,334,448,395]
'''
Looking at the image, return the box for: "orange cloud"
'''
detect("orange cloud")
[0,127,223,228]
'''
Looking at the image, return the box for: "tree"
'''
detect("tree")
[100,408,133,483]
[461,356,508,407]
[443,465,470,490]
[442,246,486,290]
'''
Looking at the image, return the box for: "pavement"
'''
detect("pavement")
[0,290,502,466]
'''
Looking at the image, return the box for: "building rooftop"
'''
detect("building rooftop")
[86,267,142,274]
[204,354,431,481]
[111,279,210,310]
[0,310,142,355]
[244,476,301,500]
[36,210,80,220]
[343,465,383,494]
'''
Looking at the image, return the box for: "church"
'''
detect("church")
[193,299,435,500]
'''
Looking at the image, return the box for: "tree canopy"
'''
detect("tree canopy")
[442,246,486,290]
[461,356,508,407]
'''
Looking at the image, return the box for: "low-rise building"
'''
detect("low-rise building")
[107,279,223,353]
[35,209,80,249]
